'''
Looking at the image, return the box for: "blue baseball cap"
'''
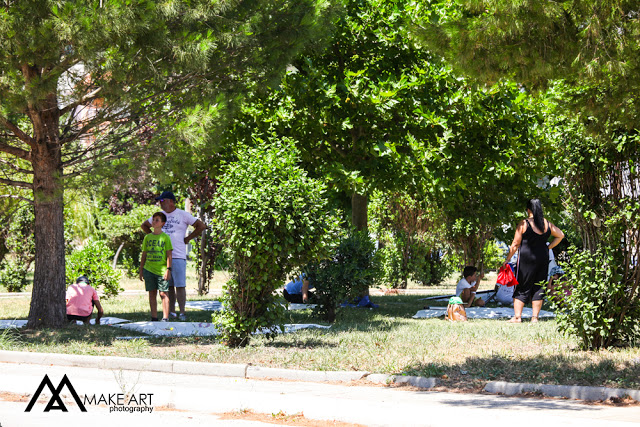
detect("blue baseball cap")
[155,191,176,201]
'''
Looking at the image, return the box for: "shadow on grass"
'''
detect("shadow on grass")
[400,354,640,391]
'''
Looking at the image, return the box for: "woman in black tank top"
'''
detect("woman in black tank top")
[504,199,564,322]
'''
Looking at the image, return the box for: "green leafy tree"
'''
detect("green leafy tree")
[423,81,552,269]
[213,141,337,347]
[0,0,334,328]
[369,191,443,288]
[228,0,451,229]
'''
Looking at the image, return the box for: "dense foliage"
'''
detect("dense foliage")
[307,230,378,322]
[65,239,122,299]
[212,141,337,347]
[96,204,157,278]
[550,247,640,349]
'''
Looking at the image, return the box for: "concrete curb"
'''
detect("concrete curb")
[247,366,368,382]
[2,351,637,402]
[0,350,439,389]
[484,380,640,402]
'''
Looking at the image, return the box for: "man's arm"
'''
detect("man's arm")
[184,219,206,244]
[164,250,173,281]
[301,279,310,303]
[141,219,152,234]
[93,300,104,324]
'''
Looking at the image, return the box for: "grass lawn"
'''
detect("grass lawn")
[2,271,639,392]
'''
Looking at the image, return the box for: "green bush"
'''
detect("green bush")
[66,239,122,298]
[375,231,450,288]
[549,246,640,350]
[212,140,337,347]
[0,258,29,292]
[307,230,378,322]
[96,204,157,277]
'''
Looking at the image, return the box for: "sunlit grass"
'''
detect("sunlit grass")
[2,288,639,390]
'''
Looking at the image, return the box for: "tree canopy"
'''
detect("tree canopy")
[411,0,640,127]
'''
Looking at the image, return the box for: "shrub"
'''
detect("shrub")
[0,258,29,292]
[375,231,450,288]
[307,230,378,322]
[96,204,157,277]
[549,246,640,350]
[212,141,337,347]
[66,239,122,298]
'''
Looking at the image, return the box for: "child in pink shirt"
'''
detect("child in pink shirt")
[66,276,104,325]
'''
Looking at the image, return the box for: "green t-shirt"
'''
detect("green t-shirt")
[142,232,173,276]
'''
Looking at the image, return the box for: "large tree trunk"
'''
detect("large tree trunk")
[351,192,368,231]
[26,89,67,329]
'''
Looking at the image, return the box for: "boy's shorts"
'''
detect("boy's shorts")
[143,269,170,292]
[168,258,187,288]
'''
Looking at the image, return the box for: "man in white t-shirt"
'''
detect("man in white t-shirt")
[456,266,486,307]
[142,191,206,320]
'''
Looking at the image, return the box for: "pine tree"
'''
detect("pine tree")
[411,0,640,126]
[0,0,332,328]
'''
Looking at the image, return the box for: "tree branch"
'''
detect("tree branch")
[59,87,103,116]
[0,140,31,160]
[0,158,33,175]
[0,194,33,204]
[0,114,35,148]
[0,177,33,189]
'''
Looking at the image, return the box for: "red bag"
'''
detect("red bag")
[497,264,518,287]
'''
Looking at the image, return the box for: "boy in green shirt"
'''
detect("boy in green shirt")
[139,212,173,321]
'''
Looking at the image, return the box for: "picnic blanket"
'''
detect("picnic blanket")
[287,303,318,310]
[0,317,130,329]
[111,321,330,337]
[185,300,320,311]
[184,300,224,311]
[412,307,555,319]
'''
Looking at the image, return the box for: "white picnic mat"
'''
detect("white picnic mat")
[0,317,130,329]
[287,303,318,310]
[184,300,224,311]
[412,307,555,319]
[111,321,330,337]
[185,301,318,311]
[0,319,28,329]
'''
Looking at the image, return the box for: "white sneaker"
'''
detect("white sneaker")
[169,312,177,318]
[178,313,187,321]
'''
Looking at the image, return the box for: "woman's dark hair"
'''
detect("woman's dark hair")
[526,198,545,231]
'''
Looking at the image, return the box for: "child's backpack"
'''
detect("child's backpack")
[446,297,467,321]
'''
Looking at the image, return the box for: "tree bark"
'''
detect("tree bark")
[26,87,67,329]
[351,192,368,231]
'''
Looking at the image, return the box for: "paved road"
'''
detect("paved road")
[1,362,639,426]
